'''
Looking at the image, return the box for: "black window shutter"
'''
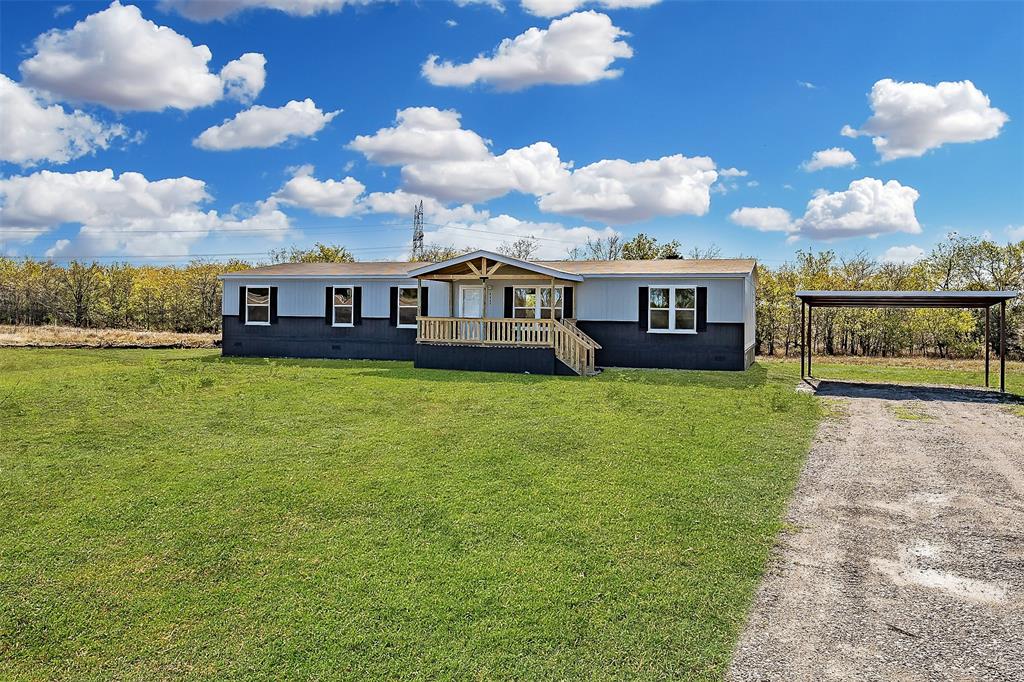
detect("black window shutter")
[388,286,398,326]
[563,287,574,319]
[325,286,333,325]
[420,287,429,316]
[238,286,246,320]
[697,287,708,332]
[638,287,648,329]
[503,286,513,318]
[354,287,363,325]
[269,287,279,324]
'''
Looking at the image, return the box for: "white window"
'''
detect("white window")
[649,286,697,333]
[245,286,271,325]
[332,286,354,326]
[397,286,418,327]
[513,286,563,319]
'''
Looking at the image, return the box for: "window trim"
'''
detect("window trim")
[396,286,419,328]
[647,285,698,334]
[244,285,272,326]
[331,285,355,327]
[512,285,564,320]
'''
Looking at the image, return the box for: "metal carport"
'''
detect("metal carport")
[795,290,1019,393]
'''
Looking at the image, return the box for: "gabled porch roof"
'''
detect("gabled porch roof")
[407,249,584,282]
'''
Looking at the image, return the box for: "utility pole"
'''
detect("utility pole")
[411,200,424,260]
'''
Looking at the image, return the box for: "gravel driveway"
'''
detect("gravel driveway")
[729,380,1024,681]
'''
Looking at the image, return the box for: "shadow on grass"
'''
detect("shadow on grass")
[196,354,770,389]
[813,379,1024,404]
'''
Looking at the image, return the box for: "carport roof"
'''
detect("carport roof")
[795,290,1018,308]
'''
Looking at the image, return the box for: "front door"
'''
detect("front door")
[459,286,485,341]
[460,286,484,318]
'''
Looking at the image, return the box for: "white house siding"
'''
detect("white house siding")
[444,277,747,324]
[574,277,746,323]
[222,278,450,318]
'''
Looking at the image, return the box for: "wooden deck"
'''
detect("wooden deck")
[416,316,601,375]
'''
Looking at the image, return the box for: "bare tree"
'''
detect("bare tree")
[497,237,540,260]
[686,244,722,259]
[583,235,622,260]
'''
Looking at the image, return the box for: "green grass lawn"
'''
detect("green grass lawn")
[761,357,1023,395]
[1,349,824,680]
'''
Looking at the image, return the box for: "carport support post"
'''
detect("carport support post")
[1000,300,1006,393]
[807,305,813,378]
[800,301,805,379]
[985,306,990,388]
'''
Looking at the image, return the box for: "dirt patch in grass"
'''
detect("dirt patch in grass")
[0,325,219,349]
[889,402,935,421]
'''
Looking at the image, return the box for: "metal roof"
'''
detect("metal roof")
[795,290,1019,308]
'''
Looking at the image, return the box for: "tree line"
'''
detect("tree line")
[1,234,1020,359]
[756,236,1022,359]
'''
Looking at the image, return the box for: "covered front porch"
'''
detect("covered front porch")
[407,251,600,375]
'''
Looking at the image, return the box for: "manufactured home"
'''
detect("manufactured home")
[219,250,757,375]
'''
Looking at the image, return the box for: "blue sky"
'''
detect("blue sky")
[1,0,1021,266]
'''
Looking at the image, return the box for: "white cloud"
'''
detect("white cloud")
[270,167,488,223]
[729,207,795,233]
[219,52,267,103]
[730,178,921,241]
[54,4,73,16]
[0,74,132,167]
[348,107,569,203]
[797,80,816,90]
[801,147,857,172]
[1007,225,1024,241]
[747,180,759,187]
[446,18,458,27]
[796,178,920,239]
[425,214,618,259]
[271,167,366,217]
[159,0,385,21]
[360,190,488,223]
[348,107,492,165]
[19,2,265,111]
[521,0,660,17]
[194,99,340,151]
[539,154,717,223]
[880,245,925,264]
[453,0,506,12]
[843,79,1009,161]
[422,11,633,91]
[0,169,289,257]
[349,106,718,222]
[403,142,569,203]
[718,167,747,178]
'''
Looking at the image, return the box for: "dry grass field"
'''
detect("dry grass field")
[0,325,219,349]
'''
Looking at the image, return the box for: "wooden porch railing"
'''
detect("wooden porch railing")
[416,316,601,375]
